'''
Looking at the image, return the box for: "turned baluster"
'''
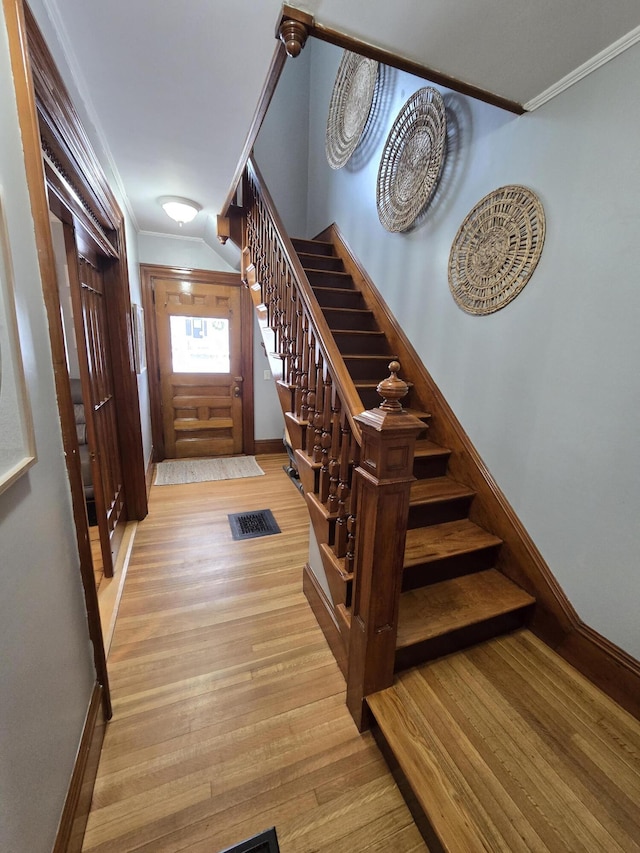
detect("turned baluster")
[319,370,333,502]
[327,391,342,513]
[274,267,284,343]
[268,241,279,332]
[305,335,317,456]
[290,294,303,397]
[345,491,358,576]
[312,353,324,464]
[283,271,296,383]
[335,412,352,557]
[295,312,307,420]
[299,315,311,424]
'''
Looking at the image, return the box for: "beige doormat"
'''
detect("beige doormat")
[154,456,265,486]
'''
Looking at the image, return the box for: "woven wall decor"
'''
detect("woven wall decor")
[326,51,379,170]
[448,185,546,315]
[376,87,447,232]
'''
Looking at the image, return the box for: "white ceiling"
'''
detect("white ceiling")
[35,0,640,253]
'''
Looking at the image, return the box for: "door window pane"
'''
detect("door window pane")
[170,316,230,373]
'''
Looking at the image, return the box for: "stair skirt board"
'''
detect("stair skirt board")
[303,563,348,677]
[228,509,281,540]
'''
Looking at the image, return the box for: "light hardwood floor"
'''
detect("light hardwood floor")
[82,455,427,853]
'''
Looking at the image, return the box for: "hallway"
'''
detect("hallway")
[82,455,426,852]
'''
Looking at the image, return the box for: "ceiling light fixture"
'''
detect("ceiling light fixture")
[159,196,202,226]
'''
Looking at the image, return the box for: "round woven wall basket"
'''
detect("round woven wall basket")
[376,87,447,232]
[448,185,546,315]
[326,51,379,170]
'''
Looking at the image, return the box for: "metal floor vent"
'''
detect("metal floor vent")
[228,509,281,541]
[217,826,280,853]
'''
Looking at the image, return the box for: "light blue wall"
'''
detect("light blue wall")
[0,8,96,851]
[255,49,311,237]
[137,232,237,272]
[306,41,640,657]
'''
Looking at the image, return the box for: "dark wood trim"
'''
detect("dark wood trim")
[139,265,164,460]
[103,244,148,521]
[53,683,106,853]
[303,563,347,678]
[139,265,252,459]
[318,221,640,719]
[240,283,255,455]
[3,0,111,717]
[145,455,155,497]
[27,2,148,527]
[557,621,640,720]
[279,4,525,116]
[220,41,287,218]
[255,438,285,455]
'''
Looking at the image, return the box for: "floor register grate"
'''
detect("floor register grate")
[228,509,281,540]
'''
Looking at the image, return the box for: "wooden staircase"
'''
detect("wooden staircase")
[228,154,640,853]
[238,156,640,851]
[290,235,535,678]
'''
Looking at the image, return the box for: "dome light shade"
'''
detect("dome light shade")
[159,196,202,225]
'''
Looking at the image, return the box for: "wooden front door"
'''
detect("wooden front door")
[154,278,244,458]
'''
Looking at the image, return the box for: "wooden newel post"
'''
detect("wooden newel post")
[346,362,424,730]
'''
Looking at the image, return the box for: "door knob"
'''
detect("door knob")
[233,385,242,397]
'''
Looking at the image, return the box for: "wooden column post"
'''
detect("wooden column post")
[346,363,424,730]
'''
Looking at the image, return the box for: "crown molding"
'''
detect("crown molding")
[41,0,139,231]
[525,24,640,111]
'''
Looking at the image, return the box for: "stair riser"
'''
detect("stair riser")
[324,310,379,332]
[413,455,450,479]
[332,334,392,357]
[315,289,365,310]
[291,238,334,256]
[344,358,399,381]
[367,722,441,852]
[407,496,474,529]
[298,254,345,272]
[402,545,500,590]
[307,270,355,289]
[357,387,426,413]
[357,387,384,410]
[394,608,533,672]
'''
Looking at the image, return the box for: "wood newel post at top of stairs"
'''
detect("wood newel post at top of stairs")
[346,363,424,730]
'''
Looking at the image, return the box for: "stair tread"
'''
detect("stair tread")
[343,353,396,361]
[404,519,502,567]
[396,569,534,648]
[320,542,352,581]
[410,476,475,505]
[368,629,640,852]
[312,284,357,294]
[323,306,374,315]
[306,490,338,520]
[332,328,387,336]
[413,439,450,458]
[307,269,353,280]
[296,251,344,266]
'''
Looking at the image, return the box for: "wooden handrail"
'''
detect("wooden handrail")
[245,156,365,442]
